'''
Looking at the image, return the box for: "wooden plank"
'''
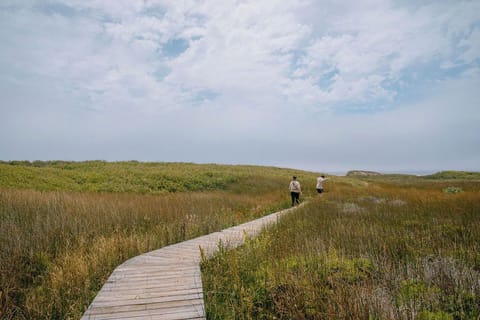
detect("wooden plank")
[82,306,205,320]
[87,297,205,314]
[96,283,203,295]
[91,292,203,307]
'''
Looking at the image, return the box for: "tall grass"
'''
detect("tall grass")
[202,177,480,319]
[1,190,290,319]
[0,161,319,319]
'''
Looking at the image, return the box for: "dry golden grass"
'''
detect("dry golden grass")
[202,176,480,319]
[0,187,290,319]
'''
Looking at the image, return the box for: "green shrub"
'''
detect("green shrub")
[418,311,453,320]
[443,186,463,194]
[396,279,441,309]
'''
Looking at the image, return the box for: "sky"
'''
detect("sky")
[1,0,479,174]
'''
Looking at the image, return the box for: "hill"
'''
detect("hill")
[423,170,480,180]
[0,160,317,194]
[346,170,382,176]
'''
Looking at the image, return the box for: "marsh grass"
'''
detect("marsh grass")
[0,190,290,319]
[202,177,480,319]
[0,161,319,319]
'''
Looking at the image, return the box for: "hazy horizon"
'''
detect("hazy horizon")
[2,159,475,177]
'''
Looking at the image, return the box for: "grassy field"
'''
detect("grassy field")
[0,161,318,320]
[2,161,478,319]
[202,173,480,319]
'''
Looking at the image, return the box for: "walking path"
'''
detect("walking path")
[81,204,302,320]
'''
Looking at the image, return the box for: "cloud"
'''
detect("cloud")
[286,75,480,172]
[0,0,479,172]
[290,0,480,110]
[2,0,478,112]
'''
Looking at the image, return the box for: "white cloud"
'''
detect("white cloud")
[0,0,479,172]
[161,0,310,107]
[3,0,478,112]
[290,0,480,110]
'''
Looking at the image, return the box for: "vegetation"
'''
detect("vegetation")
[0,160,300,193]
[3,161,478,319]
[202,174,480,319]
[425,171,480,180]
[0,161,318,319]
[346,170,382,176]
[443,186,463,194]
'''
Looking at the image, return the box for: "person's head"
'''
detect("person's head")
[321,175,325,178]
[293,176,297,180]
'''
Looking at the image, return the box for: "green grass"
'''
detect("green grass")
[202,175,480,319]
[424,171,480,180]
[0,161,243,193]
[0,160,318,194]
[0,161,319,319]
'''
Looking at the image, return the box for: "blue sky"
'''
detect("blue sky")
[1,0,479,173]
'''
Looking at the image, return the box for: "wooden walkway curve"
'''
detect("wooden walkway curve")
[81,205,301,320]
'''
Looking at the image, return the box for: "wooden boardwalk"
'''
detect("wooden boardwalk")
[81,205,301,320]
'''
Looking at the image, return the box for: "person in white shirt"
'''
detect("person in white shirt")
[289,176,301,206]
[316,175,328,194]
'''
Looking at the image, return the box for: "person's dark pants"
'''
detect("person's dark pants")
[291,192,300,206]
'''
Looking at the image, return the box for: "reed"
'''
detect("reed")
[202,176,480,319]
[0,190,290,319]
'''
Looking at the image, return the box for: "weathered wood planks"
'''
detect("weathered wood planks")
[81,205,300,319]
